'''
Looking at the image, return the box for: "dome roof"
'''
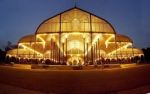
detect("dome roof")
[35,7,116,34]
[109,34,133,43]
[119,48,143,55]
[18,34,36,43]
[116,34,133,43]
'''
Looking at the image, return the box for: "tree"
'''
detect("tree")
[5,41,17,52]
[5,41,12,51]
[142,47,150,63]
[0,48,6,63]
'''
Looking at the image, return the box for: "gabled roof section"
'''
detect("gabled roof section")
[18,34,36,43]
[35,7,116,34]
[109,34,133,43]
[116,34,133,43]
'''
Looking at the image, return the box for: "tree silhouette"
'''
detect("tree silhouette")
[5,41,12,51]
[142,47,150,63]
[0,48,6,63]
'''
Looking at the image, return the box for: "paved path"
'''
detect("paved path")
[0,64,150,93]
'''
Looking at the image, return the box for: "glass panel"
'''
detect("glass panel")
[37,15,60,33]
[61,9,90,32]
[91,15,114,33]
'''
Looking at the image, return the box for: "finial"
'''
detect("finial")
[74,0,77,8]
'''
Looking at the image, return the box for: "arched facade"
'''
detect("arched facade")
[7,7,143,65]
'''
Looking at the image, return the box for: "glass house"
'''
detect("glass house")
[7,7,143,65]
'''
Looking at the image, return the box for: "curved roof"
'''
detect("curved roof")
[18,34,36,43]
[7,49,35,56]
[35,7,116,34]
[109,34,133,43]
[116,34,133,43]
[132,48,143,55]
[7,49,17,55]
[116,48,143,55]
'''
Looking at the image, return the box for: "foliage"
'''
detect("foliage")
[142,47,150,63]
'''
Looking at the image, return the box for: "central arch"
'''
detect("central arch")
[67,55,84,65]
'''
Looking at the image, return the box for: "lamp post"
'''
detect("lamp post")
[93,44,95,63]
[62,43,64,64]
[96,41,98,61]
[83,37,85,65]
[86,42,88,64]
[119,42,123,60]
[51,38,53,61]
[131,43,134,63]
[114,34,118,63]
[98,38,100,62]
[66,38,68,63]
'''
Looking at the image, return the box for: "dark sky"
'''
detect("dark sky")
[0,0,150,49]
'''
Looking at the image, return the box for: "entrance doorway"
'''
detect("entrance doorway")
[67,56,84,66]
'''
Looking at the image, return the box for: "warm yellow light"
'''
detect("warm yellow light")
[107,43,132,56]
[85,34,102,55]
[36,35,45,48]
[19,43,43,56]
[36,35,45,43]
[92,34,102,45]
[65,34,68,38]
[120,63,137,68]
[69,40,80,49]
[105,34,115,48]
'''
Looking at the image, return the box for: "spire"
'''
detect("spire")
[74,0,77,8]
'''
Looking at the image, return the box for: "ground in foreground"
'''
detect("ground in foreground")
[0,64,150,94]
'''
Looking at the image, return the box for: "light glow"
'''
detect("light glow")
[107,43,132,56]
[36,35,45,48]
[6,8,143,64]
[105,34,115,48]
[19,43,43,56]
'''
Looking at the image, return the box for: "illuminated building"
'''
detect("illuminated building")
[7,7,143,65]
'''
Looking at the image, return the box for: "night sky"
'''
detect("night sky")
[0,0,150,49]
